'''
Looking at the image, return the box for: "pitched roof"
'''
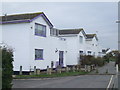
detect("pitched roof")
[86,34,96,38]
[59,29,83,35]
[0,12,53,27]
[86,34,98,40]
[1,12,43,22]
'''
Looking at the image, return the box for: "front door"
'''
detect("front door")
[59,51,64,67]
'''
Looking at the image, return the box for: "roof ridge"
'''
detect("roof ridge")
[0,12,43,17]
[86,33,96,35]
[0,12,53,27]
[60,28,83,30]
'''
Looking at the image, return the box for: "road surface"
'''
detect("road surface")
[90,61,116,75]
[12,61,117,89]
[13,75,115,88]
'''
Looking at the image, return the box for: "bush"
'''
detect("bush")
[95,57,105,67]
[103,50,120,63]
[80,55,94,65]
[1,47,13,89]
[80,55,105,67]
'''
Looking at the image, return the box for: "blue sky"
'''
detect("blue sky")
[1,2,118,50]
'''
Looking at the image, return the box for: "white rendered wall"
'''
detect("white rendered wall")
[1,16,67,71]
[77,31,86,54]
[63,36,78,65]
[85,37,100,57]
[29,16,66,70]
[60,31,87,66]
[2,23,30,71]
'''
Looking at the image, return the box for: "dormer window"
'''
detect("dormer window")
[35,23,46,37]
[50,28,58,36]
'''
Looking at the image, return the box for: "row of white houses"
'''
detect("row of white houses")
[0,12,102,72]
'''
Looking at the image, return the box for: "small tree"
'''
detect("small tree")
[2,47,13,89]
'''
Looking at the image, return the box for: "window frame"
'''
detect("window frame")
[35,23,46,37]
[35,49,44,60]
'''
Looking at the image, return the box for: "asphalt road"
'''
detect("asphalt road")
[13,75,114,88]
[12,61,117,89]
[90,61,116,75]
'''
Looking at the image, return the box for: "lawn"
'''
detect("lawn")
[14,71,89,79]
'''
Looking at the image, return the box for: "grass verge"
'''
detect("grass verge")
[14,71,89,79]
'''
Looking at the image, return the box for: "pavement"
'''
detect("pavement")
[12,61,118,89]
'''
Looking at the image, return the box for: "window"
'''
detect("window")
[87,51,92,55]
[35,49,43,60]
[50,28,58,36]
[35,23,46,37]
[79,51,83,55]
[79,36,83,43]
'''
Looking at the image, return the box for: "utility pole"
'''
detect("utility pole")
[116,1,120,87]
[116,19,120,89]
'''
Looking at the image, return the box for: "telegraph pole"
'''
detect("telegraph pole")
[116,2,120,89]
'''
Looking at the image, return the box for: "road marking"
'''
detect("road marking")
[106,75,113,90]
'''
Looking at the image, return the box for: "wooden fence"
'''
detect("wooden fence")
[19,65,96,75]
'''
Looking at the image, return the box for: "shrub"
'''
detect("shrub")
[104,50,120,63]
[80,55,94,66]
[1,47,13,89]
[95,57,105,67]
[79,55,105,67]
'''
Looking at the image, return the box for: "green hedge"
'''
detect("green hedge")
[2,47,13,89]
[80,55,105,67]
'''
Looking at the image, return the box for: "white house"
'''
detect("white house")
[58,29,87,65]
[0,12,67,72]
[85,34,101,57]
[58,29,102,66]
[0,12,102,73]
